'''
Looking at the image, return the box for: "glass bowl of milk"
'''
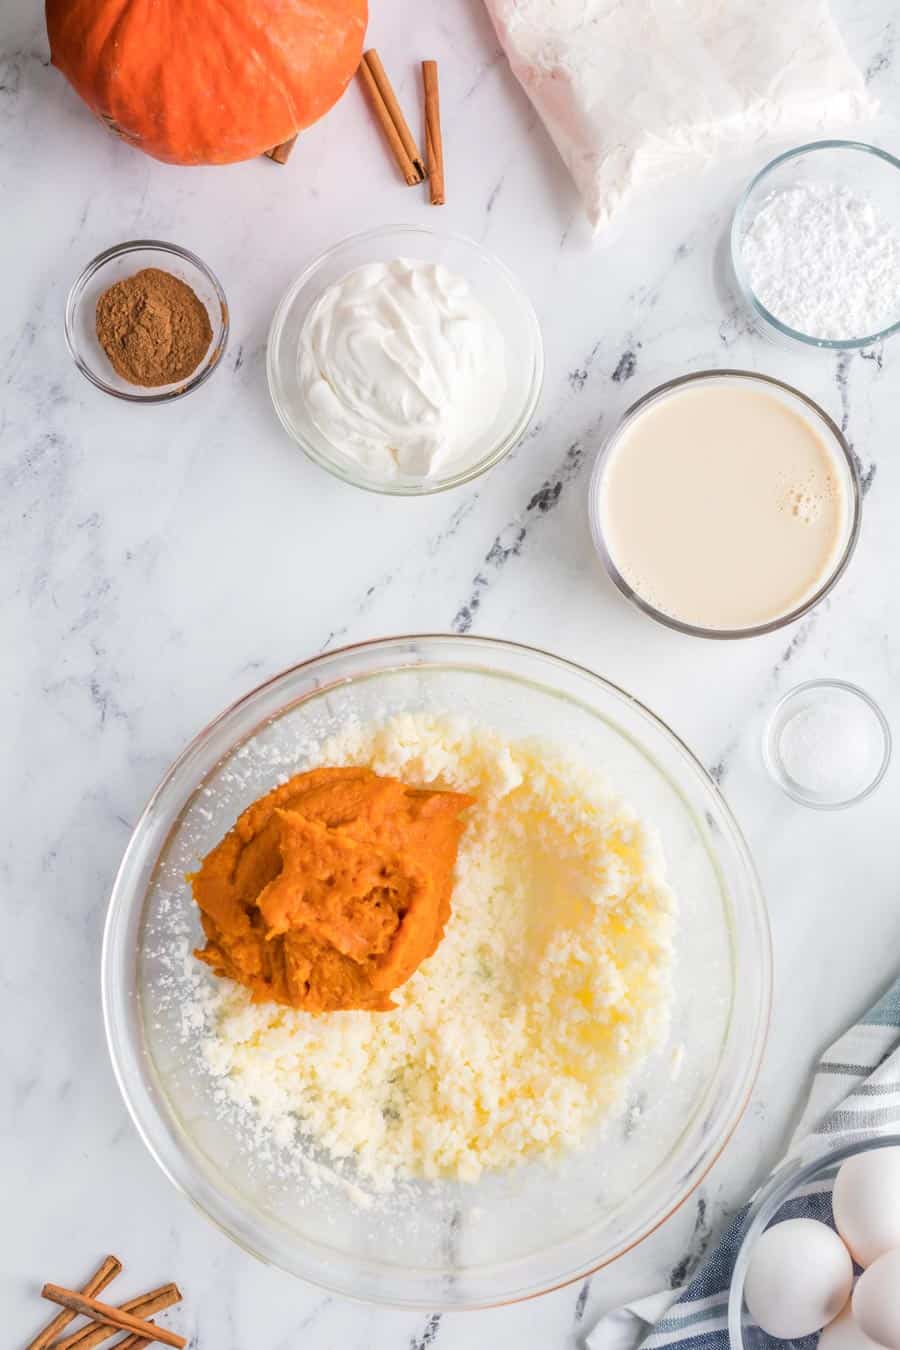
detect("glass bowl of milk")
[589,371,861,639]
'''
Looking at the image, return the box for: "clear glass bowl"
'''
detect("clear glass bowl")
[731,141,900,349]
[764,679,892,809]
[729,1134,900,1350]
[102,635,771,1308]
[588,370,861,640]
[65,240,229,402]
[266,226,544,495]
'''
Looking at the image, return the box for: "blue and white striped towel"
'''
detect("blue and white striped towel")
[587,977,900,1350]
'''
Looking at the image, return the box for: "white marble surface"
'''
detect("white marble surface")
[3,1,900,1344]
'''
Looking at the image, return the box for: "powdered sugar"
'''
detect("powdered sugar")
[740,183,900,340]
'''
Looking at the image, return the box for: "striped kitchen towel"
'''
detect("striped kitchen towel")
[586,976,900,1350]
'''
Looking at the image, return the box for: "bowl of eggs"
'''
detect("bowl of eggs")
[729,1137,900,1350]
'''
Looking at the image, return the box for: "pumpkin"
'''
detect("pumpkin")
[45,0,368,165]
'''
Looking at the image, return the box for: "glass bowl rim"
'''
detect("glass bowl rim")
[763,677,893,809]
[728,1132,900,1350]
[588,368,862,640]
[265,224,545,496]
[730,140,900,350]
[101,632,772,1308]
[64,238,230,403]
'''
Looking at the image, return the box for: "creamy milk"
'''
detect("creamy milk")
[598,379,852,632]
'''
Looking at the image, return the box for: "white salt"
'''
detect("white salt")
[778,692,884,801]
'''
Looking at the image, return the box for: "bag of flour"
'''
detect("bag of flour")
[484,0,875,234]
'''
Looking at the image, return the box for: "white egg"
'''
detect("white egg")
[819,1304,884,1350]
[853,1249,900,1350]
[833,1147,900,1268]
[744,1218,854,1340]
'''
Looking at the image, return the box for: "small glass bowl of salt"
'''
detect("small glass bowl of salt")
[764,679,891,809]
[732,140,900,349]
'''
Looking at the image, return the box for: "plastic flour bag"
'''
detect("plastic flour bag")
[484,0,876,234]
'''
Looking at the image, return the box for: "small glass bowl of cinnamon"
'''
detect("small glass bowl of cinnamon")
[65,240,229,402]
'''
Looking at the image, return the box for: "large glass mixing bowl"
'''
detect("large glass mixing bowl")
[102,636,772,1308]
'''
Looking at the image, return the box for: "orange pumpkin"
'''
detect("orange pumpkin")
[46,0,368,165]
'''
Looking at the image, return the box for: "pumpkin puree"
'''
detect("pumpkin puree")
[191,767,472,1012]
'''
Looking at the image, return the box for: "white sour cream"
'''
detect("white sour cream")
[297,258,507,479]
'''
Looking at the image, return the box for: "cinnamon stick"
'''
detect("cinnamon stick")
[117,1330,163,1350]
[358,50,425,185]
[24,1256,121,1350]
[264,135,297,164]
[422,61,445,205]
[54,1284,182,1350]
[40,1286,186,1350]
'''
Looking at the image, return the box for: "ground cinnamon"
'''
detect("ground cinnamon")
[96,267,212,387]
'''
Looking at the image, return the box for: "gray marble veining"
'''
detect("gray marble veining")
[3,0,900,1344]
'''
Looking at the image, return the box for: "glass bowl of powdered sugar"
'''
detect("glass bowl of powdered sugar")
[731,141,900,350]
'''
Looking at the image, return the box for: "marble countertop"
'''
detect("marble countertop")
[3,0,899,1344]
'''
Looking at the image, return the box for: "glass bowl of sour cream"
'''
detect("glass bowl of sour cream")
[266,226,544,495]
